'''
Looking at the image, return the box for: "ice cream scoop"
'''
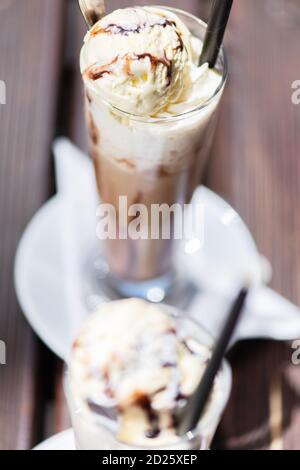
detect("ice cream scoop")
[68,299,224,447]
[80,7,195,116]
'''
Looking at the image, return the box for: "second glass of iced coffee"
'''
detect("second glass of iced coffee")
[81,5,227,298]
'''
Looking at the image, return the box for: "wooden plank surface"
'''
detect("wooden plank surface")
[207,0,300,450]
[0,0,65,450]
[1,0,300,450]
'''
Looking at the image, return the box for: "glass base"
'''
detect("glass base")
[108,271,176,301]
[83,249,199,312]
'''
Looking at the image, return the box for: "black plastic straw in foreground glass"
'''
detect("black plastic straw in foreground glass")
[199,0,234,68]
[177,287,248,436]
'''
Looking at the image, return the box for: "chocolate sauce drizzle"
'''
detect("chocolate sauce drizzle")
[86,52,173,86]
[175,31,184,52]
[84,57,118,81]
[182,339,196,355]
[90,18,184,52]
[162,362,177,368]
[86,69,111,81]
[135,394,161,440]
[134,53,173,86]
[92,19,175,36]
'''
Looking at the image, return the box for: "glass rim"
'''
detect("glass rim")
[81,5,228,124]
[64,303,232,450]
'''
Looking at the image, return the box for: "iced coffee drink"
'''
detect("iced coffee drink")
[80,6,226,291]
[66,299,231,450]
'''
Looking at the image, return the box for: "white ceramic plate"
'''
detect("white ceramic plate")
[34,429,75,450]
[15,140,300,360]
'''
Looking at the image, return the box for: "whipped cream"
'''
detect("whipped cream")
[81,6,222,117]
[69,299,216,447]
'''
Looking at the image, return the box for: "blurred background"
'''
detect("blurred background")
[0,0,300,450]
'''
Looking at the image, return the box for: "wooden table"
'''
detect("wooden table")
[0,0,300,450]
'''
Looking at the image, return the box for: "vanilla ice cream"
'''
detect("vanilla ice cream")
[81,6,222,117]
[67,299,229,449]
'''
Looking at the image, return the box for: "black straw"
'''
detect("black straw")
[177,287,248,436]
[199,0,234,68]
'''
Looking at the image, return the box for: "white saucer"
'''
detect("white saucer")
[14,139,300,359]
[34,429,75,450]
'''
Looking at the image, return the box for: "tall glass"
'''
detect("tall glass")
[82,7,227,298]
[65,311,232,450]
